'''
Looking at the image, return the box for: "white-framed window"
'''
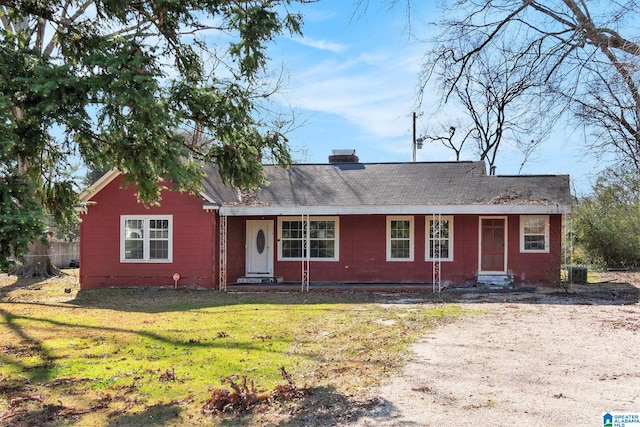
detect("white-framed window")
[121,215,173,262]
[277,216,339,261]
[426,216,454,261]
[386,216,414,261]
[520,215,549,253]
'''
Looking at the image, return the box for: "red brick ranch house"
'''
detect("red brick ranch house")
[77,153,572,290]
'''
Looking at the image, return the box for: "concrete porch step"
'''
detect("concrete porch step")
[236,276,283,284]
[476,274,514,288]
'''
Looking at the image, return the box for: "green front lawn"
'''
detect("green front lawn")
[0,273,464,425]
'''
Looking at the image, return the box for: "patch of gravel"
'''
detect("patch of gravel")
[343,280,640,426]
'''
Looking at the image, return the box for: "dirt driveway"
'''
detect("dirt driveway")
[346,275,640,426]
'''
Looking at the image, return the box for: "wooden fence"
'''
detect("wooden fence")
[49,241,80,268]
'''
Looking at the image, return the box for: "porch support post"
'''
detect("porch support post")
[219,215,227,291]
[564,213,573,291]
[432,213,442,293]
[301,214,310,292]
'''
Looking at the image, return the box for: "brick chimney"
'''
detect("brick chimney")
[328,149,359,163]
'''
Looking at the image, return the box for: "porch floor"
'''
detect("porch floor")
[223,282,536,293]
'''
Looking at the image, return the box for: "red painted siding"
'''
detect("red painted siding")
[222,214,563,286]
[506,214,563,285]
[80,179,564,288]
[80,175,215,289]
[224,216,247,282]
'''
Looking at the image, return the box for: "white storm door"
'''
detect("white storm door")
[246,220,273,276]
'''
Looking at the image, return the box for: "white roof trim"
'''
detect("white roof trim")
[199,191,216,204]
[78,169,121,202]
[219,204,571,216]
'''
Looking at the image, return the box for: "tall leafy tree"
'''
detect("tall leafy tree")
[0,0,307,273]
[574,166,640,269]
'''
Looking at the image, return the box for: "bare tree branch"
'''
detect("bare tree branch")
[418,0,640,172]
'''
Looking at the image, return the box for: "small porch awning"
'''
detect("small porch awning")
[218,203,572,217]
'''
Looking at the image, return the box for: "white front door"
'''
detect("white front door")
[246,220,273,276]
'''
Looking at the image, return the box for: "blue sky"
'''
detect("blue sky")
[266,0,601,195]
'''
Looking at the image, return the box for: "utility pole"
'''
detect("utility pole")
[412,112,417,162]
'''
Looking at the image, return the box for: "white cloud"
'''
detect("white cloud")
[268,1,456,161]
[284,49,423,139]
[290,36,348,53]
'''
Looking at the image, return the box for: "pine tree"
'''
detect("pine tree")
[0,1,305,274]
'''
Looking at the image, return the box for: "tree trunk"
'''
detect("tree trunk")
[12,238,62,278]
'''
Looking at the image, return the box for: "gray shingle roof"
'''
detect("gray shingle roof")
[202,161,571,210]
